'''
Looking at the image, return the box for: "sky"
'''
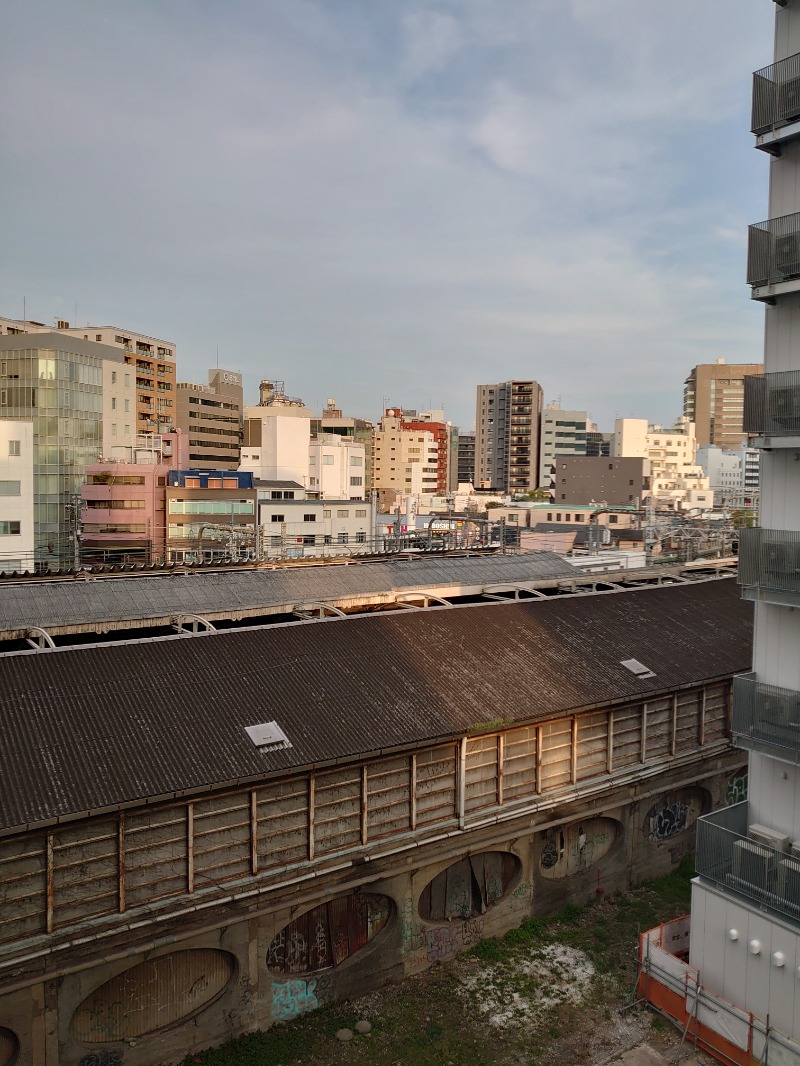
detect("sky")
[1,0,774,433]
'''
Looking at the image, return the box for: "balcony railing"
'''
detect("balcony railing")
[747,212,800,290]
[733,673,800,759]
[744,370,800,436]
[696,802,800,927]
[752,52,800,135]
[738,526,800,603]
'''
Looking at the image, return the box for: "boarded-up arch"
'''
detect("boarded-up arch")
[418,852,520,921]
[71,949,235,1042]
[0,1028,19,1066]
[267,893,392,975]
[540,819,619,879]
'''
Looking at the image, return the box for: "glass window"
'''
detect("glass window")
[271,514,285,522]
[0,481,21,495]
[0,521,21,535]
[337,509,348,518]
[8,440,20,456]
[322,455,334,466]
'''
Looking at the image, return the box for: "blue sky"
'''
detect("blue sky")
[1,0,773,432]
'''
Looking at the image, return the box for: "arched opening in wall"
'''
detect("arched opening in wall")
[539,819,619,879]
[267,893,392,975]
[645,787,709,842]
[70,949,236,1043]
[0,1027,19,1066]
[418,852,520,921]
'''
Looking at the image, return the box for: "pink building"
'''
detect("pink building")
[80,432,189,564]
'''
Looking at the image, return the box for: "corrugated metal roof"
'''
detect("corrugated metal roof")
[0,578,751,833]
[0,553,576,635]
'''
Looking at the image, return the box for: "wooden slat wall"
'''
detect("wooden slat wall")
[192,793,251,887]
[0,681,733,947]
[52,818,118,928]
[675,690,702,754]
[704,683,728,744]
[612,704,642,769]
[366,756,411,839]
[502,726,537,800]
[314,768,361,855]
[0,835,46,945]
[465,735,499,813]
[125,804,188,908]
[576,712,608,781]
[256,779,308,870]
[540,720,572,791]
[415,744,457,825]
[645,697,673,761]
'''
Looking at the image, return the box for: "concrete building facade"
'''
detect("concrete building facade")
[684,358,763,449]
[553,456,650,507]
[373,410,439,500]
[311,399,374,493]
[240,382,312,487]
[475,380,543,493]
[256,485,376,558]
[165,469,256,562]
[614,417,714,512]
[175,369,243,470]
[0,420,34,573]
[308,434,366,500]
[538,404,588,488]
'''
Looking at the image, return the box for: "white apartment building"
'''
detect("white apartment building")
[538,404,588,487]
[641,6,800,1060]
[102,360,137,454]
[614,415,713,511]
[373,411,440,497]
[240,385,312,487]
[256,483,376,558]
[0,420,34,572]
[308,434,366,500]
[696,445,744,496]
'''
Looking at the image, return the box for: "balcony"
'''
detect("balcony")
[752,52,800,153]
[744,370,800,446]
[738,526,800,607]
[733,673,800,761]
[696,801,800,930]
[747,212,800,300]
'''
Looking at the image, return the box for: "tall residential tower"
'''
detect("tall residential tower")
[474,380,543,493]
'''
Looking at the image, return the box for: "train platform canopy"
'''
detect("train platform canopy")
[0,577,752,835]
[0,553,578,638]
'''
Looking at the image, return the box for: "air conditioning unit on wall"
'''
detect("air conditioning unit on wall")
[775,233,800,278]
[769,386,800,432]
[732,839,775,892]
[748,823,790,851]
[778,76,800,124]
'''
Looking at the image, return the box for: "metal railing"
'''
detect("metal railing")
[733,673,800,756]
[696,802,800,926]
[747,212,800,287]
[738,526,800,595]
[744,370,800,434]
[752,52,800,134]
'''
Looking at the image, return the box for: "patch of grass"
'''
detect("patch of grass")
[470,936,505,963]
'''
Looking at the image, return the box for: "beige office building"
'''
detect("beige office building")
[175,369,243,470]
[683,357,763,449]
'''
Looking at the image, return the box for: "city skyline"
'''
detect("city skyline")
[2,1,771,432]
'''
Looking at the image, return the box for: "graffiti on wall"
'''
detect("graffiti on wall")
[70,950,235,1043]
[417,852,519,921]
[77,1053,124,1066]
[726,770,748,806]
[268,893,391,975]
[539,820,618,879]
[645,788,706,842]
[424,916,485,963]
[271,974,333,1021]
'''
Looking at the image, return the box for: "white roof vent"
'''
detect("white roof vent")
[620,658,656,680]
[245,721,292,752]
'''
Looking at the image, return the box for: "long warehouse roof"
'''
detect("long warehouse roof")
[0,577,751,834]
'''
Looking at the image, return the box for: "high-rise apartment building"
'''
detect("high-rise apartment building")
[0,316,177,434]
[475,380,543,493]
[683,358,763,449]
[538,404,588,488]
[372,409,439,498]
[0,333,127,566]
[457,433,476,485]
[175,369,243,470]
[642,8,800,1059]
[239,380,312,486]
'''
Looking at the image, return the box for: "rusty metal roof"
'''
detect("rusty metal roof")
[0,578,752,834]
[0,553,577,636]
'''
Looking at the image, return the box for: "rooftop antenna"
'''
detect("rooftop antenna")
[216,345,219,369]
[22,296,25,321]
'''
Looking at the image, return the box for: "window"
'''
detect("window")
[124,374,130,387]
[337,509,348,518]
[338,532,349,544]
[270,491,282,499]
[124,399,130,413]
[356,531,366,543]
[322,455,334,465]
[111,371,117,384]
[208,478,222,488]
[0,521,21,535]
[609,515,618,524]
[355,509,367,517]
[304,513,316,522]
[96,334,102,342]
[350,476,363,486]
[8,440,20,456]
[0,481,21,495]
[111,397,117,410]
[302,535,316,545]
[111,424,117,437]
[350,455,363,466]
[323,509,332,518]
[271,514,285,523]
[324,534,332,544]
